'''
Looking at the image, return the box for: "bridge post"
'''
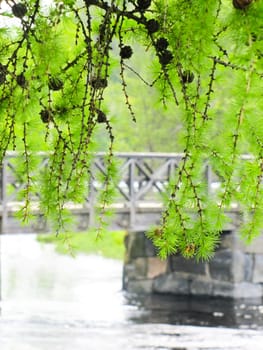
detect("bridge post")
[0,158,7,235]
[205,163,213,195]
[128,159,136,229]
[88,168,96,228]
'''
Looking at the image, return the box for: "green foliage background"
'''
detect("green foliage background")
[37,229,126,260]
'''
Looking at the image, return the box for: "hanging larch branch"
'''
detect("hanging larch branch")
[0,0,262,259]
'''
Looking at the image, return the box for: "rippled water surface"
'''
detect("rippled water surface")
[0,234,263,350]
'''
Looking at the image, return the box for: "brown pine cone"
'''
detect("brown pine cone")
[233,0,253,10]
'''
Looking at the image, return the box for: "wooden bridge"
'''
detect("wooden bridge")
[0,152,218,234]
[3,152,261,300]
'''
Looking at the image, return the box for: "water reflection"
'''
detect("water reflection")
[0,234,263,350]
[125,293,263,329]
[0,234,128,325]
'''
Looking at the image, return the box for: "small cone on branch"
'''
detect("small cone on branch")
[233,0,253,9]
[12,3,27,18]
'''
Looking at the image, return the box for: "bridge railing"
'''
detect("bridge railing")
[0,152,218,232]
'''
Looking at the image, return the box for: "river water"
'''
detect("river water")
[0,234,263,350]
